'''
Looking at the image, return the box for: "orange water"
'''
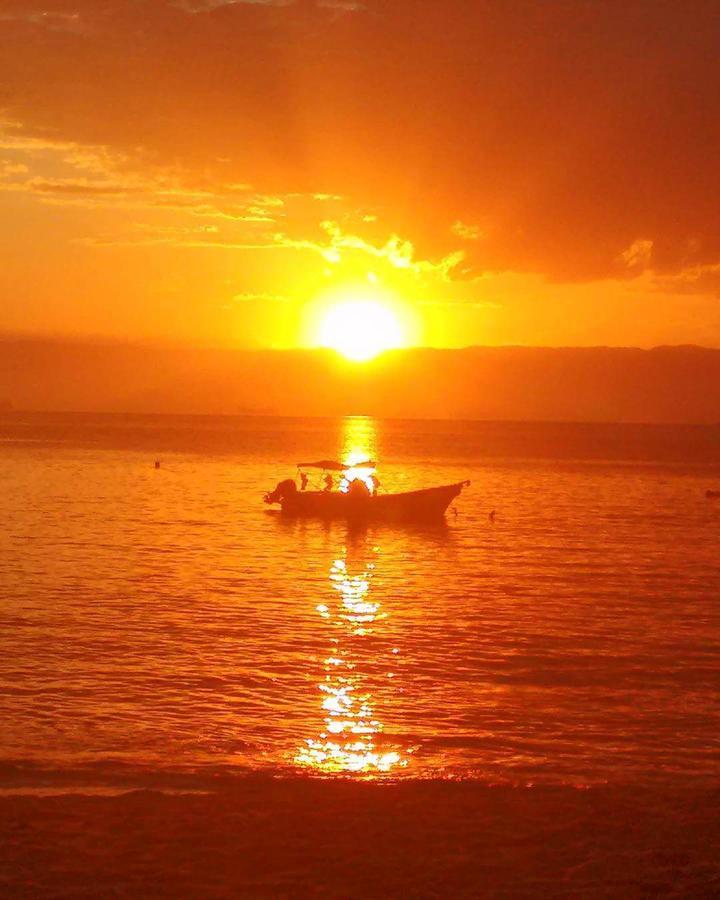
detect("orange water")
[1,413,719,788]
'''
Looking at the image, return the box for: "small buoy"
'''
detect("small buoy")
[489,509,496,523]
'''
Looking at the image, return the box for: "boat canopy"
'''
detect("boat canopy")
[297,459,376,471]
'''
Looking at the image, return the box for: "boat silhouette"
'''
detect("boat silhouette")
[264,460,469,522]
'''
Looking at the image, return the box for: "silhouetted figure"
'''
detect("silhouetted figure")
[370,474,380,496]
[300,472,309,491]
[348,477,370,499]
[489,509,496,523]
[323,473,334,492]
[154,459,160,469]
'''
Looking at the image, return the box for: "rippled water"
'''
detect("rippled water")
[1,413,719,788]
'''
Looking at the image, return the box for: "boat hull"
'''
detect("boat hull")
[271,482,468,522]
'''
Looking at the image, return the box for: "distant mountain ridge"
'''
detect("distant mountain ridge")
[1,337,719,424]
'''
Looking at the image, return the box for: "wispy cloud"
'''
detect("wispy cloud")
[0,11,85,33]
[451,221,483,241]
[0,159,28,176]
[652,262,720,297]
[274,220,466,279]
[0,122,482,297]
[0,123,291,226]
[175,0,291,11]
[15,177,144,196]
[318,0,365,10]
[177,0,364,13]
[620,238,654,270]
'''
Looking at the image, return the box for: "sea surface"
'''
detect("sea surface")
[1,412,719,792]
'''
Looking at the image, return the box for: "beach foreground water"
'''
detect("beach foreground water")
[2,780,720,898]
[1,412,719,895]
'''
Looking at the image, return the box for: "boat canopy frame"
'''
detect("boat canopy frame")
[296,459,376,472]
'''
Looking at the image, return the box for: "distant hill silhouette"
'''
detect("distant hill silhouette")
[1,336,719,423]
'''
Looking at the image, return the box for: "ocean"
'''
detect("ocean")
[1,412,719,792]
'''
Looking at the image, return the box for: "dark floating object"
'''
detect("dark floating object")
[154,460,161,469]
[265,476,470,522]
[706,489,720,499]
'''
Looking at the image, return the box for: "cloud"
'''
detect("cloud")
[317,1,365,10]
[175,0,363,13]
[23,178,143,196]
[176,0,290,11]
[652,262,720,298]
[620,239,654,270]
[0,123,297,230]
[0,128,89,156]
[1,0,720,289]
[451,221,483,241]
[273,220,465,279]
[0,10,85,33]
[0,159,29,176]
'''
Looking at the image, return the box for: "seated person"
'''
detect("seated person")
[348,477,370,498]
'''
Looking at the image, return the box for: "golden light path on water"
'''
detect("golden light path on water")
[295,416,409,775]
[338,415,377,494]
[3,413,720,788]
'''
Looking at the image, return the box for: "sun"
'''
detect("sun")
[316,299,406,361]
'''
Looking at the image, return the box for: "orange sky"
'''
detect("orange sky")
[1,0,719,349]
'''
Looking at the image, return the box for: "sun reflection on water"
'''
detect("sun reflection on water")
[339,415,378,494]
[295,547,407,774]
[296,416,408,775]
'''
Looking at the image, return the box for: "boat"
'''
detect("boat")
[264,460,469,522]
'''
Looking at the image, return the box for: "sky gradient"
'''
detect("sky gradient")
[1,0,720,349]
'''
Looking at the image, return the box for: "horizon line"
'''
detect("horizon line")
[2,407,719,429]
[0,332,718,354]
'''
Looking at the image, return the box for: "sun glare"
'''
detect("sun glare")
[316,299,406,361]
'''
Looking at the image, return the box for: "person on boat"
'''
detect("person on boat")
[323,473,334,492]
[370,473,380,496]
[299,471,309,491]
[348,477,370,499]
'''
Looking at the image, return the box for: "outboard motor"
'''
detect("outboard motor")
[264,478,298,505]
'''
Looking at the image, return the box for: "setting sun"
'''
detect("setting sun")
[316,300,406,361]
